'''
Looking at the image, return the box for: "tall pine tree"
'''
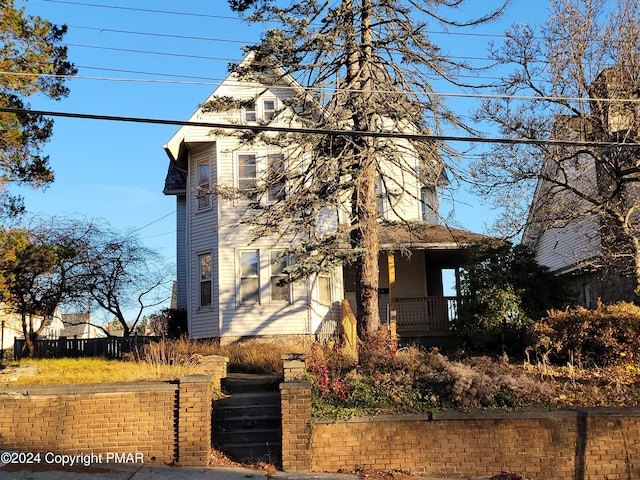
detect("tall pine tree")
[219,0,509,337]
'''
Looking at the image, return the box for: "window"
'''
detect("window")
[244,99,276,122]
[237,154,257,198]
[197,158,211,210]
[245,101,256,122]
[376,177,386,215]
[240,250,260,304]
[199,253,212,307]
[421,187,437,222]
[318,275,332,304]
[263,99,276,121]
[270,251,290,302]
[267,153,286,202]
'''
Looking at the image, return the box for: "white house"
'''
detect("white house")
[163,55,485,343]
[522,68,640,306]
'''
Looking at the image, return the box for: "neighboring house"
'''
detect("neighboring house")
[60,312,106,339]
[522,68,640,307]
[162,55,486,342]
[0,304,65,352]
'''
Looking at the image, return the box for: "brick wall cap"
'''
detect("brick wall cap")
[310,407,640,424]
[313,413,430,425]
[280,380,312,390]
[201,355,229,363]
[282,353,306,361]
[432,407,640,420]
[179,374,213,384]
[0,381,178,397]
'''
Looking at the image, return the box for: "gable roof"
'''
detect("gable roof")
[163,51,316,163]
[60,312,91,338]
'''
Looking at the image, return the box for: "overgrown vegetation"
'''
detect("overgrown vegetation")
[2,336,305,386]
[306,302,640,418]
[455,242,571,356]
[531,301,640,367]
[131,336,304,374]
[7,302,640,418]
[2,357,202,386]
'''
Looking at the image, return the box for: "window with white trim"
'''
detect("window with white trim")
[244,100,256,122]
[243,98,276,122]
[199,253,212,308]
[240,250,260,304]
[237,154,257,198]
[267,153,286,202]
[318,274,332,304]
[270,251,290,303]
[420,186,438,222]
[263,99,276,121]
[197,158,211,210]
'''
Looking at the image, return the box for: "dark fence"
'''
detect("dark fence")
[13,336,161,360]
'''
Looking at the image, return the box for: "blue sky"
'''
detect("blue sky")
[12,0,550,317]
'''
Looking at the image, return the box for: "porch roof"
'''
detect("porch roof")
[379,221,491,252]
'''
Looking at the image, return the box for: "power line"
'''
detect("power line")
[67,43,236,62]
[128,212,175,236]
[43,0,249,21]
[68,25,248,45]
[1,105,638,149]
[45,0,516,41]
[3,70,640,105]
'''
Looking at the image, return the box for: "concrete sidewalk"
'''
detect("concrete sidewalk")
[0,463,364,480]
[0,462,489,480]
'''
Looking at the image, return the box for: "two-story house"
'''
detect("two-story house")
[163,55,486,343]
[522,67,640,306]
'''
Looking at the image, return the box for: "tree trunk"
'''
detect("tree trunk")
[20,311,34,358]
[353,150,381,337]
[346,0,381,337]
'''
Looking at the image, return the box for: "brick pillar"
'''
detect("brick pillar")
[178,375,212,467]
[199,355,228,390]
[280,380,312,472]
[281,353,306,381]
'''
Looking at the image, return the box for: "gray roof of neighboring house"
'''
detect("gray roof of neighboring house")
[60,313,90,338]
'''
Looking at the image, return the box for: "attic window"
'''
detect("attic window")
[245,101,256,122]
[263,99,276,121]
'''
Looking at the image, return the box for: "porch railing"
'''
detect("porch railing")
[379,295,457,336]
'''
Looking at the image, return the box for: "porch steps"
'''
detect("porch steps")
[212,373,282,465]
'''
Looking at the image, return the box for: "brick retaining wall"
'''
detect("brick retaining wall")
[279,378,640,479]
[0,375,212,467]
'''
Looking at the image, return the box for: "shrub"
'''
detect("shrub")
[456,241,571,355]
[532,301,640,367]
[305,339,556,417]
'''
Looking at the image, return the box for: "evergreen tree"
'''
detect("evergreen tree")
[218,0,509,337]
[0,0,76,217]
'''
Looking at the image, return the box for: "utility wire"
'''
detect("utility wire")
[1,105,638,149]
[3,70,640,104]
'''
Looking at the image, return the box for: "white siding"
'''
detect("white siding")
[534,216,602,273]
[165,56,446,339]
[526,151,603,273]
[188,144,219,339]
[175,194,188,310]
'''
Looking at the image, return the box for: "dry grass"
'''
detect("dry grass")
[2,336,310,386]
[3,357,202,386]
[133,336,310,374]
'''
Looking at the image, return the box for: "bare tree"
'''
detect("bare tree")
[471,0,640,292]
[81,225,172,337]
[209,0,509,337]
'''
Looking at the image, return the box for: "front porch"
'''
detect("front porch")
[379,294,457,337]
[343,221,486,341]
